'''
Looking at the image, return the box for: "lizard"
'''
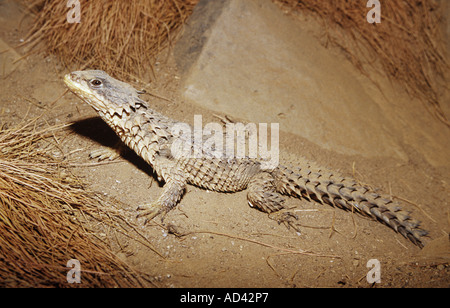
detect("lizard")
[64,70,428,248]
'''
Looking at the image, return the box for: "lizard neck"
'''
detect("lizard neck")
[98,103,173,167]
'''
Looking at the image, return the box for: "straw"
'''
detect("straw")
[0,119,155,287]
[275,0,449,126]
[21,0,198,82]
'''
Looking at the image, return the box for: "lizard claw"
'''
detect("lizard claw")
[89,141,127,161]
[269,210,301,233]
[89,147,121,161]
[136,201,164,222]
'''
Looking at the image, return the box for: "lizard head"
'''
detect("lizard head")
[64,70,145,115]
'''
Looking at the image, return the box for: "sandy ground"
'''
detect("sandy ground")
[1,0,449,287]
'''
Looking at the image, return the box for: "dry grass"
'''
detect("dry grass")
[0,119,157,287]
[22,0,198,82]
[274,0,449,126]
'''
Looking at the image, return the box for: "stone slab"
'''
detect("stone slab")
[174,0,449,166]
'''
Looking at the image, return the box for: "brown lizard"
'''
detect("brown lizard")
[64,70,427,248]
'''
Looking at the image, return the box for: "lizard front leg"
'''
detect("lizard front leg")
[89,140,127,161]
[136,165,187,222]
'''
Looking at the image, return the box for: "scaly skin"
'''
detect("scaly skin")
[64,70,427,248]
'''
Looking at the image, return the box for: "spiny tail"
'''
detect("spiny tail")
[273,164,427,248]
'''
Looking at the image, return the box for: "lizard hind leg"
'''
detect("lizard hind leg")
[247,172,285,213]
[247,172,299,230]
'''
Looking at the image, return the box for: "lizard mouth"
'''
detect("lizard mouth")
[64,73,85,95]
[64,72,105,112]
[64,73,86,94]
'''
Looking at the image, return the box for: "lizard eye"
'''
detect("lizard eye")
[90,79,103,87]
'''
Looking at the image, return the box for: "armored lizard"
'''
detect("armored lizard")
[64,70,427,248]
